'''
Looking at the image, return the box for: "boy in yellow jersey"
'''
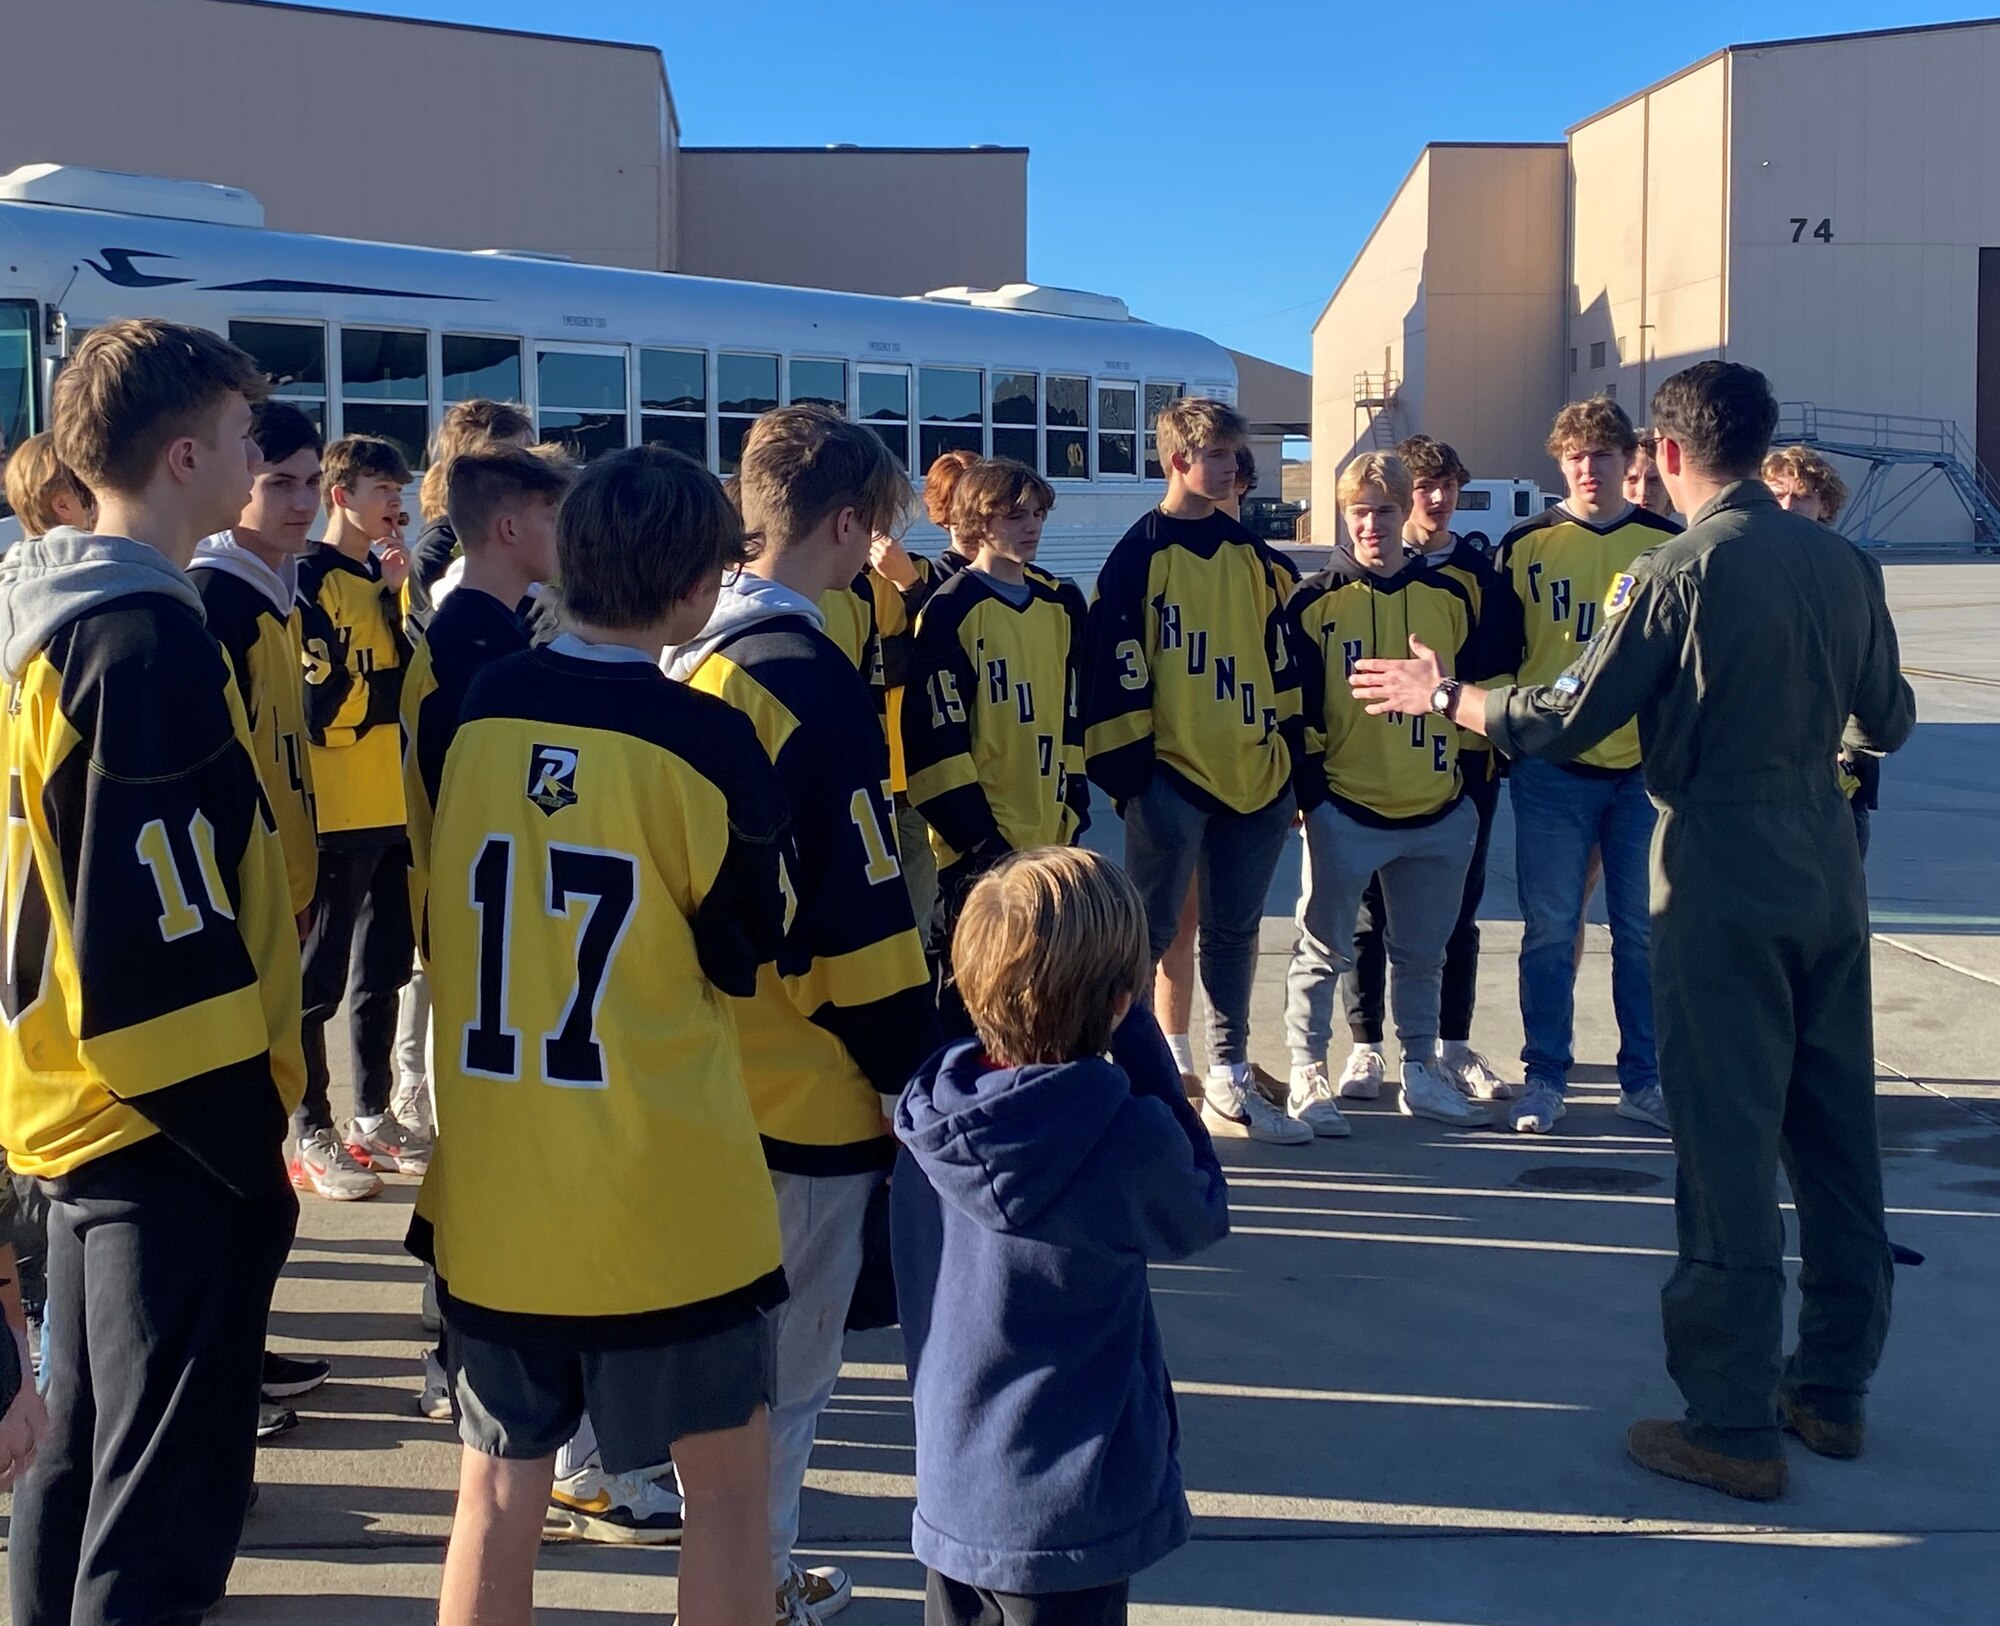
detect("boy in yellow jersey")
[414,443,787,1626]
[1494,397,1680,1134]
[867,528,943,936]
[1336,436,1526,1107]
[664,405,938,1626]
[1084,397,1308,1144]
[904,458,1087,1035]
[0,320,301,1625]
[295,435,422,1198]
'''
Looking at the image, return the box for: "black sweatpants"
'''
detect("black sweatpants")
[929,856,989,1044]
[9,1134,296,1626]
[1342,763,1500,1045]
[926,1571,1128,1626]
[297,840,414,1134]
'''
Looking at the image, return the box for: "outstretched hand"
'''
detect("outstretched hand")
[1350,635,1445,717]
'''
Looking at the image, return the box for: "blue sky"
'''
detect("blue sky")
[325,1,1990,372]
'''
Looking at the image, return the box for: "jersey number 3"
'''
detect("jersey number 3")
[462,835,637,1089]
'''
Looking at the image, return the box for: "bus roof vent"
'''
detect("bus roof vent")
[920,283,1132,322]
[0,164,265,228]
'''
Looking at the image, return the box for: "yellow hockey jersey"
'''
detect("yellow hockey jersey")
[410,640,788,1339]
[1495,505,1681,772]
[0,538,303,1185]
[298,544,409,843]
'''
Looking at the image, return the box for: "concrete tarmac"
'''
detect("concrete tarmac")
[4,564,1997,1624]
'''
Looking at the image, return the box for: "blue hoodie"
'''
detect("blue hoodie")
[892,1010,1229,1595]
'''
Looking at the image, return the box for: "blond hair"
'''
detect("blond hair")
[952,848,1152,1066]
[950,457,1056,547]
[4,431,94,535]
[1336,452,1413,513]
[1547,395,1637,460]
[1154,396,1247,471]
[420,398,533,521]
[1761,445,1849,524]
[736,405,911,550]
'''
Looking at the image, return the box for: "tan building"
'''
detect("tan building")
[1318,19,2000,546]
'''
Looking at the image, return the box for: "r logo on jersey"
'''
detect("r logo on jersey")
[1603,573,1639,618]
[526,744,579,816]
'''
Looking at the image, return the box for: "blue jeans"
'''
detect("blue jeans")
[1510,758,1658,1096]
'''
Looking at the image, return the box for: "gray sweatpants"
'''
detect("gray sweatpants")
[1285,797,1477,1069]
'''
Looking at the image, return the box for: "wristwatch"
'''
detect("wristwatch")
[1429,677,1462,716]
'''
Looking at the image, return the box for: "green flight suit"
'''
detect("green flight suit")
[1484,480,1916,1459]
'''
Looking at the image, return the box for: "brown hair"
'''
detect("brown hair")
[1395,434,1470,487]
[736,405,911,550]
[1651,360,1779,479]
[1336,452,1413,513]
[448,443,573,550]
[1234,444,1258,494]
[420,398,534,521]
[1761,444,1849,523]
[557,444,750,628]
[51,318,267,497]
[1155,397,1247,470]
[1547,395,1638,460]
[4,432,94,535]
[322,434,412,495]
[923,447,980,527]
[952,847,1152,1066]
[950,458,1056,546]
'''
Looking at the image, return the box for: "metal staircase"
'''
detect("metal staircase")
[1773,403,2000,553]
[1354,371,1401,451]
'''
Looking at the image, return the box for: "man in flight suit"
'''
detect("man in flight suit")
[1351,361,1915,1501]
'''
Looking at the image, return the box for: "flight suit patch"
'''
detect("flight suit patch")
[1603,573,1639,618]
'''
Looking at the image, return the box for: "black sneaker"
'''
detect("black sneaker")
[262,1350,331,1400]
[256,1402,299,1440]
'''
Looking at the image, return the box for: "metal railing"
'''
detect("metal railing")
[1773,401,2000,552]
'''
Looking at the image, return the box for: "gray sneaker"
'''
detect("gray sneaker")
[1510,1082,1566,1134]
[1616,1084,1671,1132]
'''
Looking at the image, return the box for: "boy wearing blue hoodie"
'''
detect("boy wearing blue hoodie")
[894,846,1230,1626]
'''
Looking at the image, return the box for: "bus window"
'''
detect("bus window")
[1045,376,1087,482]
[718,353,778,474]
[789,358,847,414]
[1097,384,1138,478]
[1144,381,1185,479]
[230,320,327,435]
[992,372,1036,467]
[859,366,910,469]
[919,367,982,471]
[641,347,707,463]
[342,327,429,466]
[444,335,523,405]
[537,348,628,463]
[1,300,39,461]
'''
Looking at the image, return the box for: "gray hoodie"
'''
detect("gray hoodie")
[660,571,823,683]
[0,526,206,682]
[188,530,300,618]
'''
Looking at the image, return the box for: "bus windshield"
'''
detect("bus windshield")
[0,300,36,459]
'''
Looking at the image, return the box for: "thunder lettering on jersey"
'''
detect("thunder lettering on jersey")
[1083,508,1302,815]
[1495,506,1680,772]
[902,568,1088,870]
[297,545,410,842]
[409,644,788,1340]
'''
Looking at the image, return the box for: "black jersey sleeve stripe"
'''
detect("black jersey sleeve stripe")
[1081,530,1157,804]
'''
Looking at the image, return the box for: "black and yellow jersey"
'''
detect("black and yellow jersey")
[192,559,318,917]
[297,544,410,844]
[679,602,938,1174]
[409,639,788,1341]
[872,556,938,796]
[0,557,304,1186]
[902,568,1088,869]
[819,573,885,691]
[1409,536,1526,767]
[1495,505,1680,772]
[1290,551,1505,826]
[1083,507,1302,815]
[401,587,531,955]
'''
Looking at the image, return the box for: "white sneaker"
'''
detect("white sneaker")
[1286,1062,1353,1138]
[547,1465,683,1544]
[1203,1066,1313,1145]
[787,1563,852,1620]
[390,1072,433,1140]
[288,1128,384,1201]
[1336,1046,1386,1100]
[1510,1082,1566,1134]
[1616,1083,1672,1132]
[418,1347,453,1421]
[1399,1059,1499,1126]
[1441,1046,1522,1101]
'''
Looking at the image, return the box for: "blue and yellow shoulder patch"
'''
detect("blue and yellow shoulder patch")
[1603,572,1639,618]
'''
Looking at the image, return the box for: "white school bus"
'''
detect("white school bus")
[0,164,1238,579]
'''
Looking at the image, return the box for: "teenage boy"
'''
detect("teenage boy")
[1625,430,1677,520]
[413,443,788,1626]
[921,447,981,581]
[1084,397,1309,1145]
[1285,455,1499,1134]
[2,432,95,538]
[664,405,939,1625]
[1336,436,1524,1106]
[894,847,1229,1626]
[1494,397,1679,1134]
[0,319,302,1625]
[295,435,422,1199]
[903,458,1087,1034]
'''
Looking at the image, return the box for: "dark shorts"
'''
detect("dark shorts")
[445,1308,775,1474]
[926,1571,1129,1626]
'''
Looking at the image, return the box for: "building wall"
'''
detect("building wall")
[0,0,677,272]
[678,149,1027,296]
